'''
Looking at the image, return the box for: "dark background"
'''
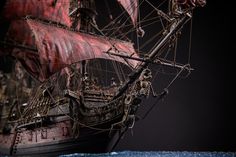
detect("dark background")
[0,0,234,152]
[115,1,235,152]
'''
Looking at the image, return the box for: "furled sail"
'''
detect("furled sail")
[2,19,139,82]
[1,0,71,26]
[117,0,138,26]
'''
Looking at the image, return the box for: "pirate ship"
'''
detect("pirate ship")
[0,0,205,156]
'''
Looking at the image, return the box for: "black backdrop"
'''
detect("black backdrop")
[115,1,235,152]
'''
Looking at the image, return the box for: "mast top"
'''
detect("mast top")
[75,0,97,32]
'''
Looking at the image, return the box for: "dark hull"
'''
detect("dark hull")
[0,117,123,156]
[0,84,131,156]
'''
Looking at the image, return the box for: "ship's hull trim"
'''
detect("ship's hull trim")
[0,119,123,156]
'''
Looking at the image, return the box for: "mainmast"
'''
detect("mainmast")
[78,0,97,32]
[71,0,97,89]
[71,0,97,32]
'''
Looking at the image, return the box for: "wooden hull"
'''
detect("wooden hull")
[0,118,123,156]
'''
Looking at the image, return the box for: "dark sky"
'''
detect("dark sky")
[115,1,235,152]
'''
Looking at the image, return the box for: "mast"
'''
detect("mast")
[114,13,192,99]
[78,0,96,32]
[74,0,97,84]
[112,0,206,99]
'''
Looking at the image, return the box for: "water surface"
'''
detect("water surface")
[60,151,236,157]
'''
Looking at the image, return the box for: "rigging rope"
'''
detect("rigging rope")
[100,0,168,46]
[188,16,193,64]
[141,64,189,120]
[166,65,189,89]
[174,37,178,64]
[141,89,168,120]
[102,14,159,32]
[118,18,161,41]
[101,0,143,31]
[107,0,145,39]
[112,61,123,82]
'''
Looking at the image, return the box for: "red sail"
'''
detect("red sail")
[3,20,139,82]
[117,0,138,26]
[1,0,71,27]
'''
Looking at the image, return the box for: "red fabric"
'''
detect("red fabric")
[0,20,34,58]
[4,20,138,82]
[2,0,71,27]
[12,49,42,81]
[175,0,206,7]
[7,20,35,47]
[1,20,41,79]
[117,0,138,26]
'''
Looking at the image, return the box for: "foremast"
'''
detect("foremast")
[112,0,206,100]
[70,0,97,90]
[107,1,206,149]
[113,13,192,99]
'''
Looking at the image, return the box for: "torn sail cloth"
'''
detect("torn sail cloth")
[0,0,71,27]
[1,19,139,82]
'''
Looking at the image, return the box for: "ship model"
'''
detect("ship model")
[0,0,205,156]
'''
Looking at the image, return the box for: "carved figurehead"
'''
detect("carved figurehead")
[138,68,152,97]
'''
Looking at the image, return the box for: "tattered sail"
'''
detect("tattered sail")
[0,0,139,82]
[117,0,138,26]
[30,20,139,81]
[2,19,139,82]
[0,0,71,57]
[1,0,71,26]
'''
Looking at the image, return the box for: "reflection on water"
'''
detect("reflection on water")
[60,151,236,157]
